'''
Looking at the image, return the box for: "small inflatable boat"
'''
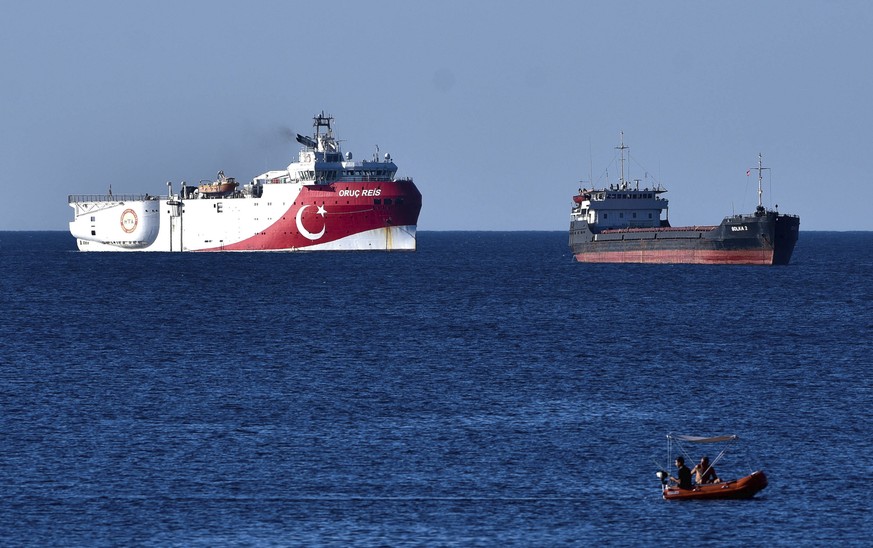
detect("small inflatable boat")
[656,433,768,501]
[662,470,768,500]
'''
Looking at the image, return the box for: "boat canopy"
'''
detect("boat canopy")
[668,434,738,443]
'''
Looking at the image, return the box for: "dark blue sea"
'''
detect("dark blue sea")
[1,231,870,546]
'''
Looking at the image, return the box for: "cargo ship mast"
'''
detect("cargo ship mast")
[750,153,769,215]
[616,131,628,189]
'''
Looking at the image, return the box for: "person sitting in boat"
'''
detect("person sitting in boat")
[669,456,692,489]
[692,456,720,485]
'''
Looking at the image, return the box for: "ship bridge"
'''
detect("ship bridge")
[572,183,668,229]
[571,133,670,229]
[271,111,400,185]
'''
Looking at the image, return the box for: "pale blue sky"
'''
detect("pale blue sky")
[2,0,871,231]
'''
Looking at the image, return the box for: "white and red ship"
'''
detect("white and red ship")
[69,112,422,251]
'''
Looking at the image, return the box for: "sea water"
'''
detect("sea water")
[0,231,870,546]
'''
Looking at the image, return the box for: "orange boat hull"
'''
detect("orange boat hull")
[663,471,768,500]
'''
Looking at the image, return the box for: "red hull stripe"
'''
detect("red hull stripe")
[574,248,775,265]
[201,180,421,251]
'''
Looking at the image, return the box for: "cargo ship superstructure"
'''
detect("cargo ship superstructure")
[569,137,799,265]
[69,112,422,252]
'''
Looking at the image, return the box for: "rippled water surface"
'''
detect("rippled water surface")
[1,231,871,545]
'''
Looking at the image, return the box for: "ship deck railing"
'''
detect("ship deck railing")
[331,176,412,183]
[69,194,165,203]
[600,225,718,234]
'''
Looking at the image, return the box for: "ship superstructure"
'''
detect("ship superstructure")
[69,112,422,252]
[569,136,799,265]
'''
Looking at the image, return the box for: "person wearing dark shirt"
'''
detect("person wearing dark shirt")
[669,456,692,489]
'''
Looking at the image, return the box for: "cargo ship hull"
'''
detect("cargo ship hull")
[568,141,799,266]
[570,211,799,265]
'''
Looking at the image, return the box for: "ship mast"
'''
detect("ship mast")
[750,153,769,212]
[313,111,334,152]
[616,131,628,189]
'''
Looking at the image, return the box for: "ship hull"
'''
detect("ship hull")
[70,180,421,252]
[570,211,799,265]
